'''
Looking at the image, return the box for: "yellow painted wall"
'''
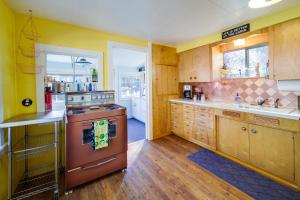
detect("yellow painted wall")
[0,0,18,199]
[177,3,300,52]
[15,13,147,113]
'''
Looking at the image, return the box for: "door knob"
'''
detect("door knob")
[251,129,257,134]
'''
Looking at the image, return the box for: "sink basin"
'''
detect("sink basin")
[224,103,295,114]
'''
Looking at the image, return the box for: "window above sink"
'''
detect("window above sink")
[212,30,270,81]
[222,44,269,79]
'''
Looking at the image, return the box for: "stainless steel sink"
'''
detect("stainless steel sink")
[223,103,296,114]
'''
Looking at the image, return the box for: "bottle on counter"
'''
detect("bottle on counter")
[92,69,98,82]
[76,81,80,92]
[44,87,52,112]
[235,93,241,103]
[60,81,65,93]
[88,82,92,92]
[56,81,61,93]
[52,78,57,93]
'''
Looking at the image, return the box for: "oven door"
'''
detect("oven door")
[66,114,127,170]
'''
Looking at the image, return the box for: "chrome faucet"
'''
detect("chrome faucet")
[274,98,280,108]
[257,97,268,106]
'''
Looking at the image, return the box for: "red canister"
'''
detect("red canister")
[45,92,52,112]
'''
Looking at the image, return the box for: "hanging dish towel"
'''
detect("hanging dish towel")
[92,119,109,150]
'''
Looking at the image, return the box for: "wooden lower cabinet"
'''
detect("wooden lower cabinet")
[171,103,215,149]
[249,124,295,182]
[218,117,296,182]
[218,117,249,163]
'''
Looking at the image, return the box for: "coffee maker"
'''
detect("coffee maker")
[183,85,192,99]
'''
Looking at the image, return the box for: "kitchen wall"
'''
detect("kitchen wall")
[14,13,147,114]
[0,0,18,199]
[177,3,300,52]
[183,78,299,108]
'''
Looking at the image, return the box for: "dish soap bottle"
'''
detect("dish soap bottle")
[235,93,241,103]
[92,69,98,82]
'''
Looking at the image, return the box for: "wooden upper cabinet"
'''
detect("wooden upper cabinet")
[270,18,300,80]
[152,44,178,66]
[192,45,211,82]
[178,45,211,82]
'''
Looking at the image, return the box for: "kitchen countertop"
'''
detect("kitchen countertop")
[0,110,65,128]
[170,99,300,120]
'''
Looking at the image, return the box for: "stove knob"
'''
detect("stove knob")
[81,96,85,100]
[68,96,73,101]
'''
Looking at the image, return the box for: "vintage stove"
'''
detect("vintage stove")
[65,91,127,191]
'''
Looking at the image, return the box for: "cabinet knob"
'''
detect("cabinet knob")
[189,77,192,80]
[194,77,197,79]
[251,129,257,134]
[241,127,247,131]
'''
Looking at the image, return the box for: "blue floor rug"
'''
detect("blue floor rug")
[188,149,300,200]
[128,118,145,143]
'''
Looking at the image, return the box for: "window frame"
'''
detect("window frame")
[35,44,104,112]
[118,72,143,100]
[223,43,268,78]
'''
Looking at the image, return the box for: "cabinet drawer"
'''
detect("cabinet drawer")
[66,152,127,189]
[195,112,214,119]
[195,107,214,114]
[195,119,213,129]
[171,120,183,126]
[183,105,194,110]
[171,114,183,121]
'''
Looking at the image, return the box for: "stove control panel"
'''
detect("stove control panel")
[66,91,115,107]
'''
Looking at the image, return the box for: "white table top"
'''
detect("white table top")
[170,99,300,120]
[0,110,65,128]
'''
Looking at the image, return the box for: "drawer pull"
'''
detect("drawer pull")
[251,129,257,134]
[83,157,116,170]
[241,127,247,131]
[67,157,117,173]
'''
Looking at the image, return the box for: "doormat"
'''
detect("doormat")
[188,149,300,200]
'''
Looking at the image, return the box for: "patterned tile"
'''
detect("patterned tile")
[266,88,276,96]
[245,88,253,95]
[186,78,298,108]
[255,88,264,96]
[244,79,253,87]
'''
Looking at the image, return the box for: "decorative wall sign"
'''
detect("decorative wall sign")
[222,24,250,39]
[22,98,33,107]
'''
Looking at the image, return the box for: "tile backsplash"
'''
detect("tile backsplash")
[183,78,300,108]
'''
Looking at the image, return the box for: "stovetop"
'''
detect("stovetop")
[67,104,124,116]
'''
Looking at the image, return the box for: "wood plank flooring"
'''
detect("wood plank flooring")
[35,134,252,200]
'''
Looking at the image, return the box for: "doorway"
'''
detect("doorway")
[108,42,150,143]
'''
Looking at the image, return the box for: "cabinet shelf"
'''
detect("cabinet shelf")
[12,172,56,200]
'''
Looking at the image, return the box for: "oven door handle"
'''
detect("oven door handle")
[82,157,116,170]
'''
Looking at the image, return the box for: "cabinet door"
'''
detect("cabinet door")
[271,18,300,80]
[218,117,249,162]
[167,66,179,95]
[192,45,211,82]
[183,50,194,82]
[249,124,295,181]
[154,65,168,95]
[178,53,186,82]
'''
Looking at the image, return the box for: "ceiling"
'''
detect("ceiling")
[6,0,300,45]
[112,48,146,68]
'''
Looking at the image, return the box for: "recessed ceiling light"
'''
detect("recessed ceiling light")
[248,0,282,8]
[234,39,246,46]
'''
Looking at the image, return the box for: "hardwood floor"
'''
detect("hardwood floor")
[36,134,252,200]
